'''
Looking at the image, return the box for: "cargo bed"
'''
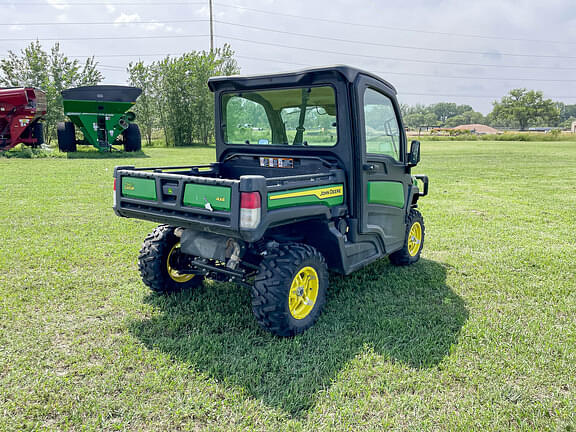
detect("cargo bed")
[113,158,347,242]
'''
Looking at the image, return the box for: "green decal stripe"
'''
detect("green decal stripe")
[183,184,231,211]
[367,181,405,208]
[121,177,157,201]
[268,184,344,210]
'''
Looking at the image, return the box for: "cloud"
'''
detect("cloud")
[45,0,69,10]
[114,13,141,24]
[144,22,165,31]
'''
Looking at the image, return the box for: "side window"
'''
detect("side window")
[363,88,401,160]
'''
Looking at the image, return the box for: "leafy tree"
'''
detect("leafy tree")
[429,102,459,123]
[445,110,485,127]
[0,41,103,144]
[556,102,576,129]
[129,44,239,147]
[127,61,156,146]
[491,89,559,130]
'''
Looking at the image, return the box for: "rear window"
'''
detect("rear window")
[222,86,337,147]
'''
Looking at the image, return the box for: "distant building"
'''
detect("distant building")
[453,124,500,134]
[572,121,576,133]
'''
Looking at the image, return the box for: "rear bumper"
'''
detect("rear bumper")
[114,167,243,237]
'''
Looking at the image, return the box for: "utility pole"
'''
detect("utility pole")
[209,0,214,52]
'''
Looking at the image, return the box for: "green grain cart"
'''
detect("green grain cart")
[58,85,142,152]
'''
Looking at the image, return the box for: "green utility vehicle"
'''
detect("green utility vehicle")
[113,66,429,336]
[58,85,142,152]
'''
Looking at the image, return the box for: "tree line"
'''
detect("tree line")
[401,94,575,131]
[1,41,574,149]
[0,41,239,146]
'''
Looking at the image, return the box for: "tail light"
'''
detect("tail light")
[113,178,117,207]
[240,192,261,229]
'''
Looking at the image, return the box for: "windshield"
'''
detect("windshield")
[222,86,337,146]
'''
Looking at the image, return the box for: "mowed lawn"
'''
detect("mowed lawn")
[0,141,574,431]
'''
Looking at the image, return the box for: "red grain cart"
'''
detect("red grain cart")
[0,87,47,151]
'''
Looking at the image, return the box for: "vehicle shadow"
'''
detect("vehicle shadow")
[129,258,467,416]
[66,150,150,159]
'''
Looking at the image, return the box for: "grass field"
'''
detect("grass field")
[1,141,575,431]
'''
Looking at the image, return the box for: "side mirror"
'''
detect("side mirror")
[408,140,421,167]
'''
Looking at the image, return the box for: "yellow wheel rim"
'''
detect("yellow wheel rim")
[288,266,319,320]
[167,243,195,283]
[407,221,422,257]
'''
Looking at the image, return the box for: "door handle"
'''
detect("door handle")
[362,163,376,172]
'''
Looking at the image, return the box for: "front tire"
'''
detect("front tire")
[252,243,328,337]
[389,209,425,266]
[138,225,203,294]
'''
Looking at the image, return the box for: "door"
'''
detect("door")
[357,81,409,253]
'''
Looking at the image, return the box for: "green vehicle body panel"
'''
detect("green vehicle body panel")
[183,184,231,211]
[268,184,344,210]
[121,177,157,201]
[62,99,136,151]
[62,99,135,114]
[367,181,405,208]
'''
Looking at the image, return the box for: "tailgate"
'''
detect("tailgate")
[114,167,240,231]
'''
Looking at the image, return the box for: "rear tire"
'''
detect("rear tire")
[123,123,141,152]
[252,243,328,337]
[57,122,76,152]
[389,209,425,266]
[138,225,204,294]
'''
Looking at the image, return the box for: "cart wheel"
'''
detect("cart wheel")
[138,225,204,294]
[389,209,425,266]
[123,124,141,152]
[57,122,76,152]
[252,243,328,337]
[31,122,44,148]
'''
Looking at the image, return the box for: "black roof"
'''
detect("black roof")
[208,65,396,94]
[61,85,142,102]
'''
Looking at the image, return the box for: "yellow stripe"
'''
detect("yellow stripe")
[270,185,344,200]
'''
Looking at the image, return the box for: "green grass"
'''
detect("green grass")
[1,142,575,431]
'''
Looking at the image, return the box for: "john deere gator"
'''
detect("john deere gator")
[113,65,429,336]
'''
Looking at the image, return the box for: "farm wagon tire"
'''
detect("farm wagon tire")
[389,209,425,266]
[123,123,142,152]
[138,225,204,294]
[57,122,76,152]
[31,122,44,148]
[252,243,328,337]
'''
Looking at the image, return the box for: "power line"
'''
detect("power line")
[3,48,575,82]
[7,1,576,47]
[3,32,574,71]
[220,34,576,71]
[5,17,573,61]
[215,20,576,61]
[234,55,576,83]
[399,92,576,99]
[0,34,209,42]
[215,2,576,47]
[0,19,208,26]
[9,1,204,5]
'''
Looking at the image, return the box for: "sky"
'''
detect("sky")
[1,0,575,113]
